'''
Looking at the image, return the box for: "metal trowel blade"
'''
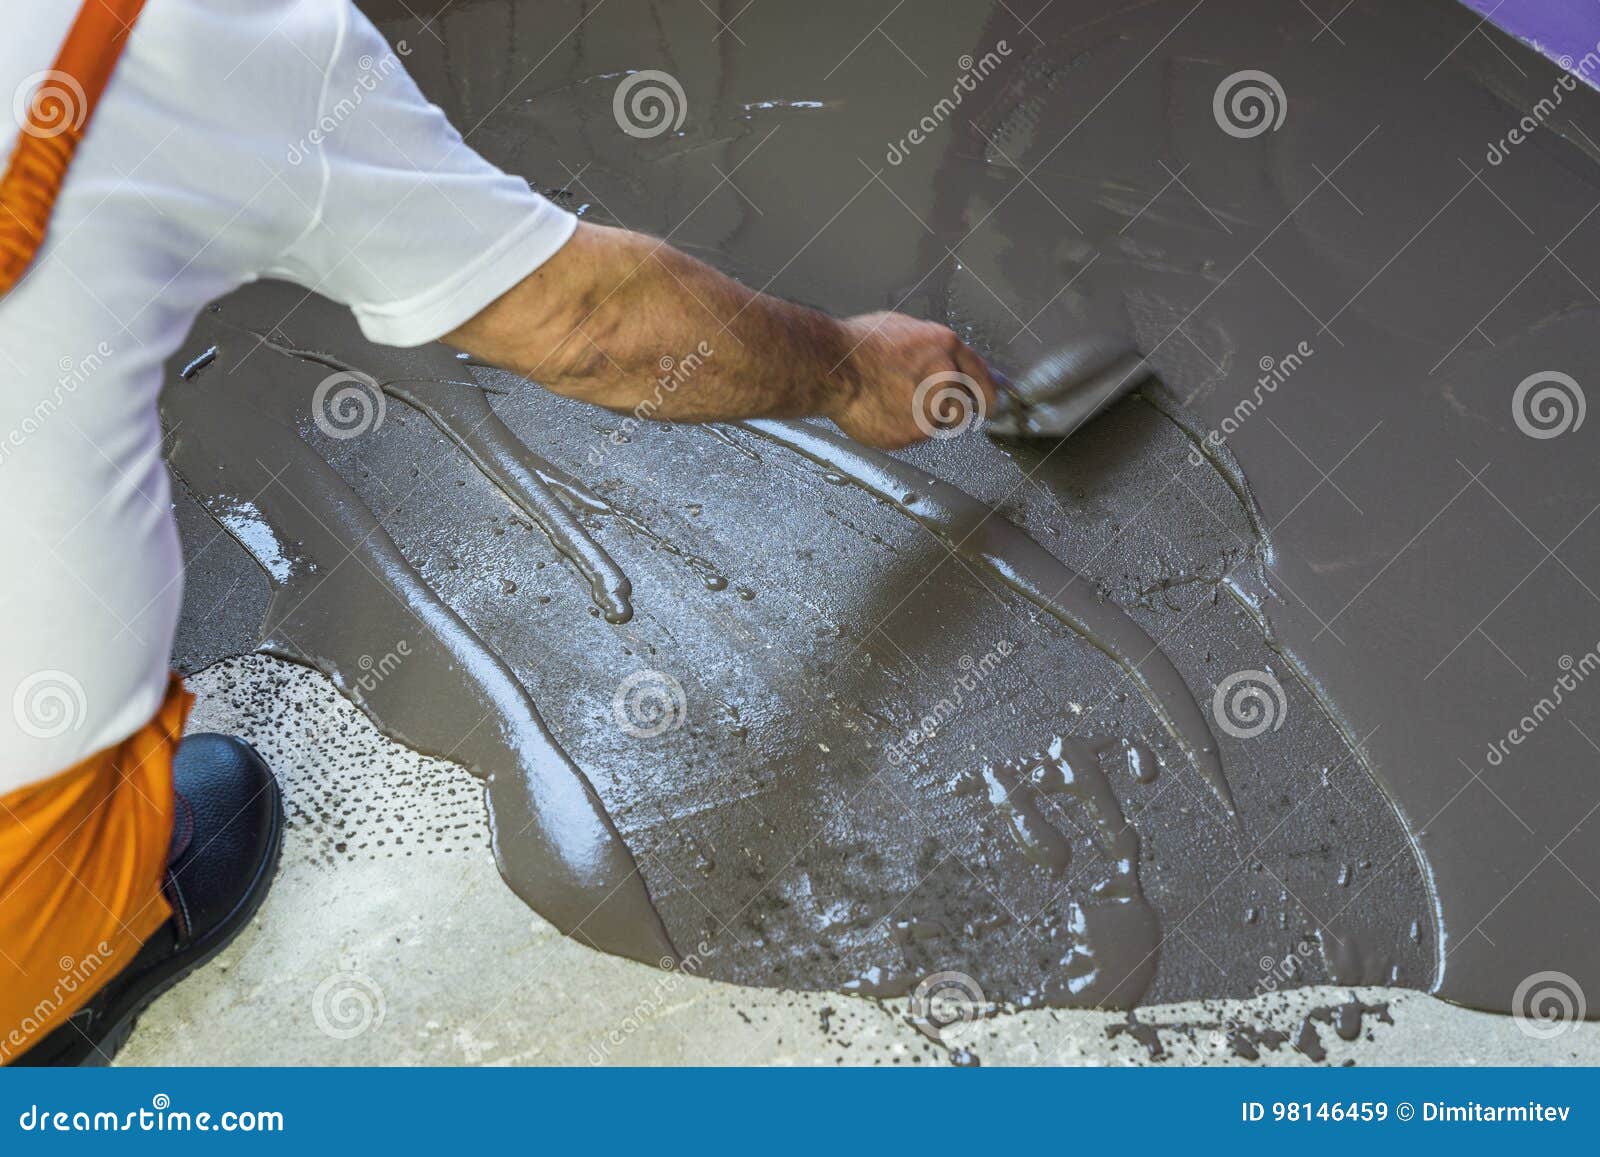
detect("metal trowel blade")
[987,336,1151,442]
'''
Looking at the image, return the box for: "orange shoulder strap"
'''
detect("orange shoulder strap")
[0,0,148,297]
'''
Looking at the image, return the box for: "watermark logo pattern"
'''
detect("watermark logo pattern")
[911,370,986,439]
[905,970,986,1042]
[1211,669,1287,739]
[1512,970,1585,1040]
[312,371,386,440]
[614,71,687,138]
[1512,371,1585,439]
[312,968,386,1040]
[1213,70,1287,139]
[12,670,87,740]
[612,670,688,738]
[13,70,87,139]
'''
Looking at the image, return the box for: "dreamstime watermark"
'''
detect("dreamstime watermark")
[11,669,87,741]
[612,669,688,738]
[587,940,711,1063]
[1512,970,1586,1040]
[1512,370,1584,439]
[1,342,114,469]
[0,943,115,1064]
[1211,668,1287,740]
[12,69,86,139]
[353,640,411,698]
[1487,43,1600,165]
[312,370,386,440]
[16,1095,283,1134]
[1249,937,1318,999]
[287,42,412,164]
[613,70,687,138]
[886,640,1014,765]
[1187,340,1313,464]
[587,341,714,466]
[1207,937,1319,1050]
[1213,70,1286,139]
[905,970,987,1043]
[312,966,386,1040]
[884,43,1012,165]
[1484,645,1600,767]
[911,370,987,440]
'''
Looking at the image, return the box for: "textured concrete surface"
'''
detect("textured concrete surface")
[117,656,1599,1066]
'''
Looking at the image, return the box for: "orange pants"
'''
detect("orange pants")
[0,676,188,1064]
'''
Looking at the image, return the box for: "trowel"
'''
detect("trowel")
[985,333,1151,442]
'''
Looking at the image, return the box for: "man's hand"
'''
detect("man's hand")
[445,222,999,451]
[830,312,1000,449]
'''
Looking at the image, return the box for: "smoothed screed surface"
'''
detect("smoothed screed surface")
[165,0,1600,1019]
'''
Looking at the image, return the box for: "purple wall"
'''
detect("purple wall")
[1462,0,1600,87]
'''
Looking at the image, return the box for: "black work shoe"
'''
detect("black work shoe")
[12,733,284,1067]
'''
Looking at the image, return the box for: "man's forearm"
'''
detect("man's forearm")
[448,222,859,421]
[445,220,997,450]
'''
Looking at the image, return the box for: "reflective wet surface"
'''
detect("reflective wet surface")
[165,0,1600,1014]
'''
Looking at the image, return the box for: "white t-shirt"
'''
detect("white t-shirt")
[0,0,576,791]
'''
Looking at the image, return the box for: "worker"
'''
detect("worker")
[0,0,998,1064]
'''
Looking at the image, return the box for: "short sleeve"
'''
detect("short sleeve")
[269,4,576,347]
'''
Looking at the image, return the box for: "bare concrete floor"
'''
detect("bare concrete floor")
[117,656,1599,1066]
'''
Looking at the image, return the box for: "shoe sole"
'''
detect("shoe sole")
[20,752,286,1067]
